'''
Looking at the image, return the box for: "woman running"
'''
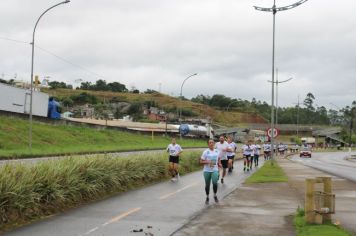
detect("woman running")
[200,139,221,204]
[166,137,183,181]
[242,140,254,172]
[226,136,237,173]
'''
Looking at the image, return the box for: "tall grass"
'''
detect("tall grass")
[0,151,201,230]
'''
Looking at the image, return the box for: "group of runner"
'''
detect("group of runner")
[166,136,279,204]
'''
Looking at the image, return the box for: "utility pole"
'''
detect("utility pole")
[254,0,308,162]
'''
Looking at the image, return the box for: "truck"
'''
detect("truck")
[0,83,49,117]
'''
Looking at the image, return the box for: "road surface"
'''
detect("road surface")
[4,159,260,236]
[290,151,356,181]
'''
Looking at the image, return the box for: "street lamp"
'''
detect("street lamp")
[179,73,198,119]
[254,0,308,162]
[268,69,293,126]
[29,0,70,150]
[226,100,239,112]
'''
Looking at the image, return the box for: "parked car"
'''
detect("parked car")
[300,146,312,158]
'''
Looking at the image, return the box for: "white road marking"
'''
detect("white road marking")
[102,207,141,226]
[159,182,199,200]
[81,226,99,236]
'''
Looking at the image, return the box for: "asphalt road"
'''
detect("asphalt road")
[4,159,260,236]
[290,151,356,181]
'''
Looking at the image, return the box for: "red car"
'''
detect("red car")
[300,146,312,158]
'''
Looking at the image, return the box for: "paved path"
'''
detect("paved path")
[175,152,356,236]
[4,159,256,236]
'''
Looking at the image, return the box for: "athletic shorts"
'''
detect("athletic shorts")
[264,151,271,155]
[227,155,235,160]
[221,160,228,169]
[243,154,251,160]
[254,154,259,158]
[169,155,179,164]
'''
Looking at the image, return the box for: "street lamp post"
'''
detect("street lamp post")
[29,0,70,150]
[268,69,293,126]
[254,0,308,162]
[226,100,239,112]
[179,73,198,119]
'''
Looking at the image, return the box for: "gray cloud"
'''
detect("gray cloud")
[0,0,355,109]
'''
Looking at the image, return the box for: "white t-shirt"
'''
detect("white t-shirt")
[167,144,182,156]
[201,148,219,172]
[242,144,254,156]
[227,142,237,157]
[254,144,261,155]
[263,144,271,152]
[215,141,229,160]
[278,144,285,151]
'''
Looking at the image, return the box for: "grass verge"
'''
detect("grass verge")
[294,207,352,236]
[0,116,205,159]
[0,150,201,232]
[245,160,288,183]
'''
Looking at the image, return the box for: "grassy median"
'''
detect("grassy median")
[0,116,205,159]
[294,207,352,236]
[245,160,288,183]
[0,150,201,231]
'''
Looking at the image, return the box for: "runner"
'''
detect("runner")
[200,139,221,204]
[253,141,261,167]
[242,140,254,172]
[215,135,229,183]
[226,136,237,173]
[166,137,183,181]
[278,143,285,156]
[263,141,271,160]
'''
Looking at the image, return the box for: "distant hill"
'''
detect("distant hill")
[44,88,267,127]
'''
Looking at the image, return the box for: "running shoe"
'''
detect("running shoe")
[171,177,177,182]
[205,197,209,205]
[221,178,224,184]
[214,196,219,203]
[243,167,246,172]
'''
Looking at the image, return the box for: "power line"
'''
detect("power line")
[0,36,107,81]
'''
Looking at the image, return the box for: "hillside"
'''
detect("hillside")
[0,116,205,158]
[44,88,267,126]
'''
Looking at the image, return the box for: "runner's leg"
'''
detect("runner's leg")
[212,171,219,202]
[204,172,212,203]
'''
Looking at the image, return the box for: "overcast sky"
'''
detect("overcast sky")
[0,0,355,109]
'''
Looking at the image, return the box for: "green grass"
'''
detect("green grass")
[294,207,352,236]
[0,116,205,159]
[0,150,202,231]
[245,160,288,183]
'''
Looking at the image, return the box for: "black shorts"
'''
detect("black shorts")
[264,151,271,155]
[169,155,179,164]
[243,154,251,160]
[221,160,228,169]
[227,155,235,160]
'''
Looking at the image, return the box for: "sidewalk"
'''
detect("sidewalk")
[174,158,356,236]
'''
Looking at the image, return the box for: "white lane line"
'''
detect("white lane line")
[102,207,141,226]
[159,182,199,200]
[81,226,99,235]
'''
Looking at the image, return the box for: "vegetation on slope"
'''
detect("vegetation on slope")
[0,116,205,158]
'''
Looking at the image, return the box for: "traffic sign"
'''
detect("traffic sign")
[267,128,279,138]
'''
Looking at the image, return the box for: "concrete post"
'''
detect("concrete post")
[305,178,315,223]
[323,177,332,222]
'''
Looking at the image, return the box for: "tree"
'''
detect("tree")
[48,81,68,89]
[303,92,315,111]
[107,81,128,92]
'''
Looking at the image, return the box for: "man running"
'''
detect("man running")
[215,135,229,184]
[242,140,254,172]
[226,136,237,173]
[166,137,183,181]
[263,141,271,160]
[200,139,221,204]
[253,141,261,167]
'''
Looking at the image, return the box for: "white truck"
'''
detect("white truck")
[0,83,49,117]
